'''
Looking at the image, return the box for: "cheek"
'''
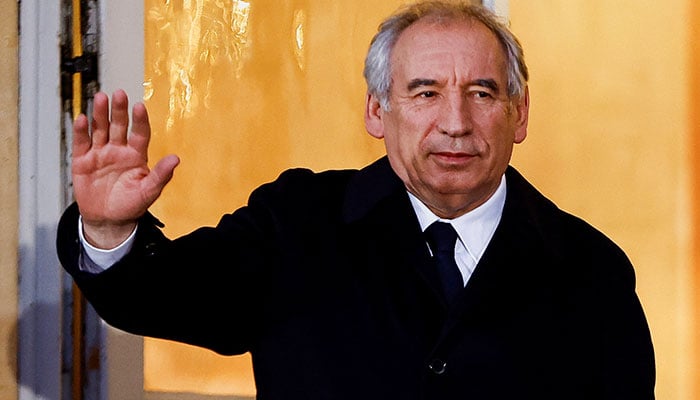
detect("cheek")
[384,107,440,161]
[385,120,423,154]
[477,112,517,151]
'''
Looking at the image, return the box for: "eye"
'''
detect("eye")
[469,89,496,104]
[419,91,437,98]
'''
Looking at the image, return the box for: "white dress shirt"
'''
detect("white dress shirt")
[407,175,507,287]
[79,216,137,272]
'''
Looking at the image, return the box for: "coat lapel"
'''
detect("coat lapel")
[439,166,552,336]
[341,157,448,308]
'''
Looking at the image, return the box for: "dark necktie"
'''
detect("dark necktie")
[425,221,463,305]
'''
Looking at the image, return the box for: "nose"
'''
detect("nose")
[437,92,472,137]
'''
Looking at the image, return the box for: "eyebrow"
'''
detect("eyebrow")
[473,78,500,93]
[406,78,501,93]
[407,78,439,92]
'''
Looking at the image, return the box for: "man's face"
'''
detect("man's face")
[365,18,529,218]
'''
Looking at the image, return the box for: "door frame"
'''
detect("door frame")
[99,1,147,399]
[18,0,65,398]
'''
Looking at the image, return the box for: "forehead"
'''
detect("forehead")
[390,18,507,83]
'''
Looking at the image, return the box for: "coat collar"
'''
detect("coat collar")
[341,156,553,237]
[341,156,405,224]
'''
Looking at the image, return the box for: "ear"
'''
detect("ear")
[364,93,385,139]
[513,86,530,144]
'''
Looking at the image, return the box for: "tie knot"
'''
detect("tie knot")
[425,221,458,254]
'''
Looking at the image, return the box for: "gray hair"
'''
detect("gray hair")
[363,1,529,110]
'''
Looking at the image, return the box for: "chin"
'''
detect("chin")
[433,174,482,194]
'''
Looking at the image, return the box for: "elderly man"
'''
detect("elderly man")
[57,1,655,399]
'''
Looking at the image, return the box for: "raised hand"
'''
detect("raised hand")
[72,90,180,248]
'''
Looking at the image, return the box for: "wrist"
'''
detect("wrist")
[80,218,137,250]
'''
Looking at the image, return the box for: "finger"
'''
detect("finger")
[128,101,152,156]
[72,113,91,157]
[142,154,180,203]
[91,92,111,148]
[108,89,130,145]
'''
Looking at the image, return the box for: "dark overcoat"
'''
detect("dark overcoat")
[57,157,655,399]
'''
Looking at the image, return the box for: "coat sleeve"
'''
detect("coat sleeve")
[598,244,656,399]
[56,190,278,356]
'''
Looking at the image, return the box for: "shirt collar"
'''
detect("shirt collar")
[408,175,507,261]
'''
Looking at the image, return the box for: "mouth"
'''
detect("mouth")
[431,151,475,166]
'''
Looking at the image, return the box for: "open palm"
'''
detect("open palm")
[72,90,179,244]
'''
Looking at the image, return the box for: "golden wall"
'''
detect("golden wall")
[0,0,18,398]
[693,0,700,394]
[143,0,699,398]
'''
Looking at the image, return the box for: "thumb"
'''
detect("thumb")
[142,154,180,202]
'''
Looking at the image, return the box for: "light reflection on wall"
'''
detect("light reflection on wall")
[144,0,252,129]
[292,9,306,70]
